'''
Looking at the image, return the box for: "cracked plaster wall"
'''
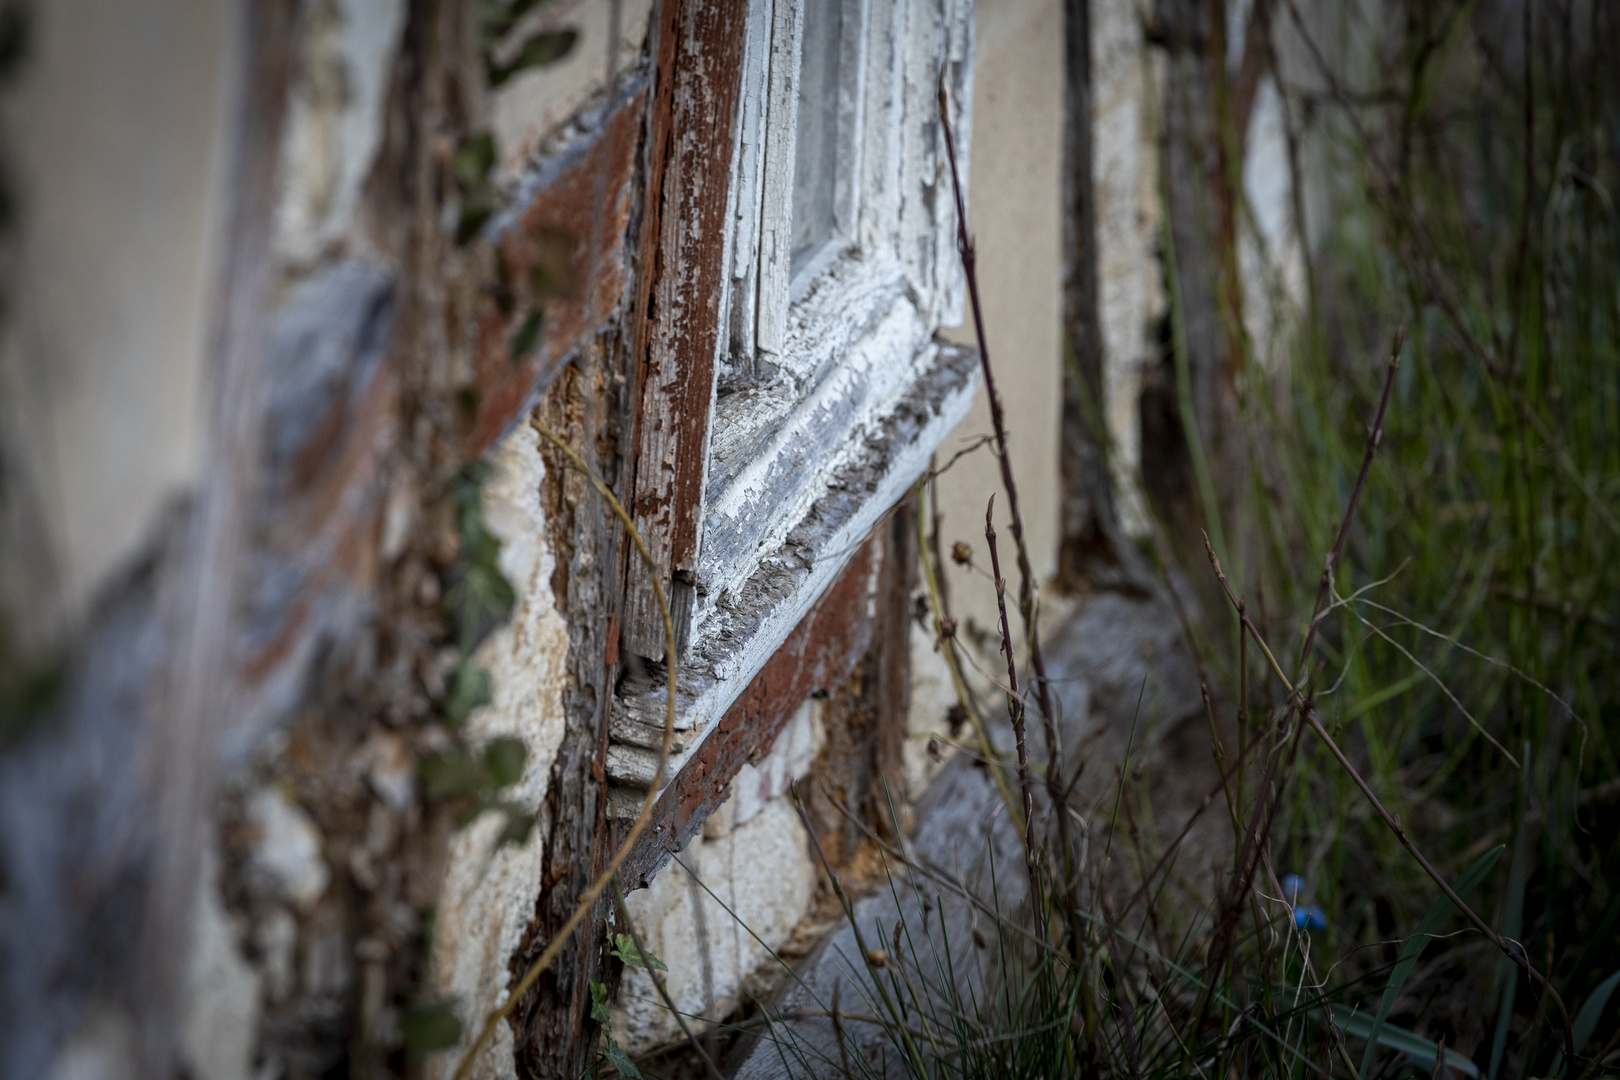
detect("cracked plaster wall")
[429,428,572,1080]
[610,701,823,1054]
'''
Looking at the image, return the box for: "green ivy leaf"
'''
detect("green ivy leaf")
[480,0,554,44]
[400,998,463,1055]
[454,132,497,190]
[448,562,516,656]
[0,658,62,750]
[489,29,578,86]
[445,663,493,726]
[483,736,527,787]
[510,310,543,361]
[456,195,496,245]
[418,746,487,801]
[589,980,611,1025]
[453,461,494,536]
[602,1036,641,1078]
[610,933,668,972]
[496,806,535,848]
[446,463,516,656]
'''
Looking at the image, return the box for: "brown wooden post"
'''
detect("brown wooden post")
[620,0,752,661]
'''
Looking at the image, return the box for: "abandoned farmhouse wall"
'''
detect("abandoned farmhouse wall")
[0,0,1327,1076]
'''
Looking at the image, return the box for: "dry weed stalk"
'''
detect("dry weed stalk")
[938,75,1089,971]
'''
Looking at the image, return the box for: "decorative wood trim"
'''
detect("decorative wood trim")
[752,0,802,356]
[604,340,978,795]
[618,532,879,887]
[621,0,752,659]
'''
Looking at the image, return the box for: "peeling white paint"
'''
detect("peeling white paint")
[608,343,979,801]
[429,429,571,1080]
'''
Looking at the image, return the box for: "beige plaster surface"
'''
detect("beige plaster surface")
[0,0,235,632]
[609,701,823,1053]
[612,793,818,1054]
[938,0,1065,654]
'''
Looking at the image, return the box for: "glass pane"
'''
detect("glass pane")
[791,0,842,275]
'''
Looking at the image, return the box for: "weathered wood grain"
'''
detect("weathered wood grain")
[465,88,645,459]
[618,533,879,887]
[621,0,752,660]
[752,0,803,356]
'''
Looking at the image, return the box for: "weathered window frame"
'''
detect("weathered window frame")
[610,0,977,809]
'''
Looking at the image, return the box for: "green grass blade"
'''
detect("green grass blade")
[1359,844,1506,1076]
[1489,747,1533,1080]
[1549,968,1620,1075]
[1331,1006,1481,1078]
[1572,969,1620,1055]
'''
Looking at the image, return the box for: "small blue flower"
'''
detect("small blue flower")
[1293,904,1328,932]
[1281,874,1326,931]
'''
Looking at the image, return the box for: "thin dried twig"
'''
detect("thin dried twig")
[939,73,1087,960]
[1297,325,1404,682]
[914,476,1022,827]
[986,495,1039,877]
[791,784,927,1072]
[1194,328,1406,1032]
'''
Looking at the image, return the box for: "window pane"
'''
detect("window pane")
[791,0,842,275]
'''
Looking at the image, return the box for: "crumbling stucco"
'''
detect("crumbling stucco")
[275,0,407,267]
[490,0,655,174]
[431,428,571,1080]
[610,721,821,1054]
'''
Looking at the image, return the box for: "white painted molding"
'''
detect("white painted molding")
[608,339,979,799]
